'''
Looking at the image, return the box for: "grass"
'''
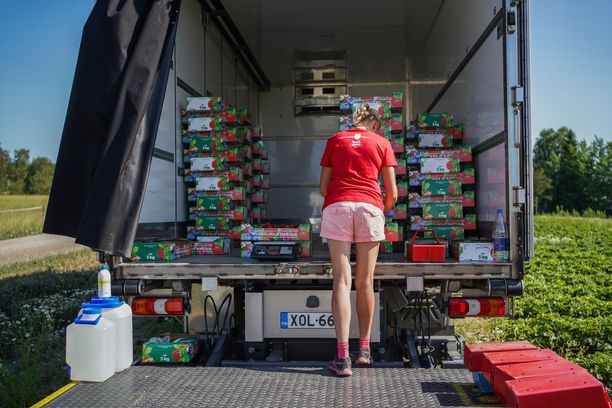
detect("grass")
[0,195,48,240]
[456,215,612,393]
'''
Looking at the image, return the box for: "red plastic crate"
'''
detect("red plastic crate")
[464,341,536,372]
[481,349,561,384]
[505,372,611,408]
[406,230,445,262]
[493,359,587,401]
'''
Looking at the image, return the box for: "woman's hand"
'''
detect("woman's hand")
[381,166,398,212]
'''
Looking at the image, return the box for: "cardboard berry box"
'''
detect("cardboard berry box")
[187,116,225,132]
[421,178,462,196]
[192,237,231,255]
[408,192,475,208]
[187,187,246,202]
[195,216,231,231]
[239,108,251,125]
[185,96,224,113]
[397,181,408,197]
[380,241,394,254]
[422,202,464,219]
[410,214,477,231]
[183,148,241,163]
[418,131,453,148]
[189,207,247,221]
[131,241,192,262]
[416,112,453,128]
[194,176,233,192]
[188,157,225,172]
[240,224,311,241]
[141,335,200,364]
[195,195,232,211]
[409,168,475,186]
[339,92,404,113]
[406,147,472,163]
[185,168,243,183]
[420,157,461,173]
[384,223,401,242]
[221,107,239,125]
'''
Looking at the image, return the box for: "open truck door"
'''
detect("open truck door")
[43,0,181,257]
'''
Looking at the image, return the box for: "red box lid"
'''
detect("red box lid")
[464,341,536,372]
[481,349,561,383]
[505,372,611,408]
[494,359,586,401]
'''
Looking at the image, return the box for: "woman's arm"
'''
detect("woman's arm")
[320,167,332,197]
[381,166,398,212]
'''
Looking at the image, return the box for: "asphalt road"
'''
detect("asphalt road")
[0,233,87,267]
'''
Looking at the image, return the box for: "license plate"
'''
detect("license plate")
[280,312,334,329]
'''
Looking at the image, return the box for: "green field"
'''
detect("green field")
[0,215,609,406]
[0,195,48,240]
[457,215,611,393]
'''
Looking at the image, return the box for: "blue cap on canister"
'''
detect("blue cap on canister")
[83,296,124,309]
[100,265,108,270]
[497,208,503,215]
[82,307,102,315]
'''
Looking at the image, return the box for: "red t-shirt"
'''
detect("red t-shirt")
[320,128,398,211]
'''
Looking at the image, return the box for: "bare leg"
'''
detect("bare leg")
[328,239,352,343]
[355,241,379,340]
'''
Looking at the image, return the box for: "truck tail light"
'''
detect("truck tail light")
[449,297,506,317]
[131,297,184,316]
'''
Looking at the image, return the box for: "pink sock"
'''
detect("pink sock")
[337,342,349,359]
[359,338,370,351]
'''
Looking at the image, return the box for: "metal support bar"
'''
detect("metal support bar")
[205,330,228,366]
[406,330,421,368]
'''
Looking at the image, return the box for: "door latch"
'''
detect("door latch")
[507,6,517,33]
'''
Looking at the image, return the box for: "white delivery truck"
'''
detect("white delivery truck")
[42,0,533,405]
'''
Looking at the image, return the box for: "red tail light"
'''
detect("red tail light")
[131,297,184,316]
[449,297,506,317]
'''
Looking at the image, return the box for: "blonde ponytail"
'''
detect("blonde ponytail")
[353,104,381,127]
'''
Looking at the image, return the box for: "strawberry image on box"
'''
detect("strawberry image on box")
[411,170,473,186]
[418,131,453,148]
[406,147,472,163]
[396,159,407,176]
[393,204,407,220]
[192,237,231,255]
[391,136,404,153]
[397,181,408,197]
[188,135,226,151]
[240,224,311,241]
[222,107,239,124]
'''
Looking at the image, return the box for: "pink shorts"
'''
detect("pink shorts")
[320,201,386,242]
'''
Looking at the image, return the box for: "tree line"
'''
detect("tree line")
[533,127,611,214]
[0,146,55,195]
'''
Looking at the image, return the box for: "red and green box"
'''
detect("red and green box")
[185,96,224,112]
[188,135,227,151]
[409,168,475,186]
[398,181,408,197]
[421,178,462,196]
[131,241,192,262]
[380,241,394,254]
[418,131,453,148]
[184,148,241,163]
[190,207,246,221]
[192,237,231,255]
[384,223,401,242]
[195,216,230,231]
[408,192,474,208]
[239,108,251,125]
[195,195,232,211]
[195,176,232,192]
[393,204,407,220]
[241,224,311,241]
[406,147,472,163]
[188,157,225,172]
[411,215,476,232]
[142,335,200,364]
[188,187,246,202]
[390,135,405,153]
[396,158,407,176]
[187,116,225,132]
[185,168,243,183]
[420,157,461,174]
[416,112,453,128]
[252,126,262,140]
[422,202,463,219]
[222,107,239,124]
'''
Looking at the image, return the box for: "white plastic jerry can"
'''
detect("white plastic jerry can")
[82,296,133,372]
[66,307,116,382]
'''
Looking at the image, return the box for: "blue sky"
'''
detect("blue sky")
[0,0,610,160]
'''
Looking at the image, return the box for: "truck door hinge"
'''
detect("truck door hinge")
[511,85,524,107]
[507,5,518,33]
[513,186,526,206]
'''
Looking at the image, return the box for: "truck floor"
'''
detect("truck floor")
[46,365,501,407]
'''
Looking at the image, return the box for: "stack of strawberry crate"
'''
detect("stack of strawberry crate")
[338,92,405,254]
[182,96,269,255]
[404,112,477,258]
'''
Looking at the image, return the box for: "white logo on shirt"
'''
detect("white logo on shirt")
[351,134,362,148]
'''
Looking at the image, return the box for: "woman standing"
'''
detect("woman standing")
[319,105,398,376]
